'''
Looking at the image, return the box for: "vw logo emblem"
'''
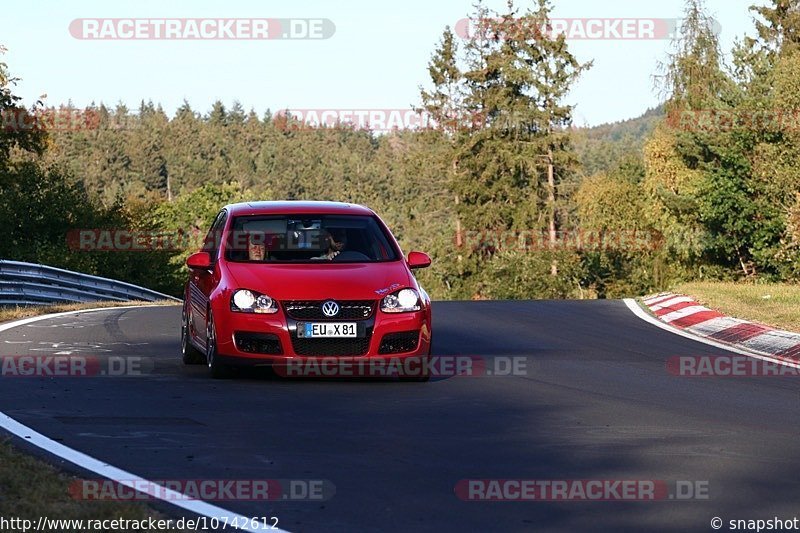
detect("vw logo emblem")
[321,300,340,317]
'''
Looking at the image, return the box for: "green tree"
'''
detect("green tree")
[0,46,45,166]
[750,0,800,58]
[447,0,591,293]
[657,0,733,111]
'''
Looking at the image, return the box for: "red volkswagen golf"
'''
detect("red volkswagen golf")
[181,201,432,379]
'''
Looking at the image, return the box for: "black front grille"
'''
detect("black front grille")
[379,331,420,354]
[291,331,372,356]
[235,332,283,355]
[283,300,375,321]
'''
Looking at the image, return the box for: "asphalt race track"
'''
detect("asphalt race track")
[1,301,799,532]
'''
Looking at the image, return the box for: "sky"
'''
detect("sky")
[3,0,766,127]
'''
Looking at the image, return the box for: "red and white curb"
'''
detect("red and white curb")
[638,292,800,364]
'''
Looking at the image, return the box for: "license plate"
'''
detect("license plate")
[299,322,357,338]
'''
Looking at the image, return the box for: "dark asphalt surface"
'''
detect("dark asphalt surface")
[1,301,799,532]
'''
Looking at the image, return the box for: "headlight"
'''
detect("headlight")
[381,288,421,313]
[231,289,278,314]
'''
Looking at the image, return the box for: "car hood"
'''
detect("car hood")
[224,261,413,301]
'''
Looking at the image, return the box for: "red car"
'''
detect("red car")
[181,201,433,379]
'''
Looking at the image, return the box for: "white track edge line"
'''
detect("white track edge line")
[0,304,179,334]
[622,298,800,370]
[0,305,288,532]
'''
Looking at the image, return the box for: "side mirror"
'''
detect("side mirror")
[186,251,211,270]
[407,251,431,269]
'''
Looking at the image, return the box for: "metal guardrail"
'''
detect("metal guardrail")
[0,260,180,305]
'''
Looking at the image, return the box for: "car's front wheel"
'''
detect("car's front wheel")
[181,307,205,365]
[206,311,231,379]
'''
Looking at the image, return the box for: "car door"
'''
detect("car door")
[189,209,227,348]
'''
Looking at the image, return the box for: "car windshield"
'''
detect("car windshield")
[225,214,399,263]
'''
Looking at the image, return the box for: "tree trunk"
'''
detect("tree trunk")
[453,158,463,260]
[737,249,754,277]
[455,194,462,247]
[547,146,557,276]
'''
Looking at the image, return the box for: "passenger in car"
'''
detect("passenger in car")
[247,233,268,261]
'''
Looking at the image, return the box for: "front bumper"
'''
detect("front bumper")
[213,305,431,365]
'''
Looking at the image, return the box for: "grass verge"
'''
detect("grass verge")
[673,281,800,332]
[0,440,188,530]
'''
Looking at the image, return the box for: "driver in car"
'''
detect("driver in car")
[312,229,346,260]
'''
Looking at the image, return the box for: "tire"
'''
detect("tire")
[181,307,205,365]
[205,311,231,379]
